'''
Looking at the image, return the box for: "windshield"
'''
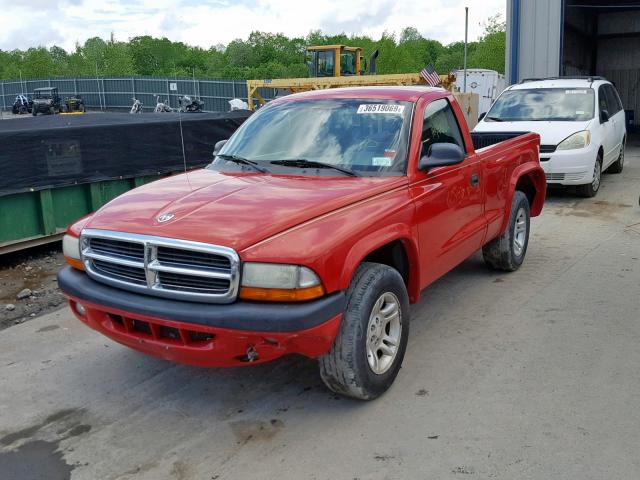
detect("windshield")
[486,88,595,122]
[210,99,413,176]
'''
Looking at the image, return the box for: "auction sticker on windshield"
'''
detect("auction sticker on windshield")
[357,104,405,114]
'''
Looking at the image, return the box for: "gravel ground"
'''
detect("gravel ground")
[0,244,66,330]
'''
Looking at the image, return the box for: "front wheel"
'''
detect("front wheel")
[483,190,530,272]
[577,155,602,198]
[319,262,410,400]
[608,140,625,174]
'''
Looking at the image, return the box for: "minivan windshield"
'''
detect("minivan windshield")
[485,88,595,122]
[210,99,413,176]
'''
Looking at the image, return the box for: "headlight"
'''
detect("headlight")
[557,131,591,151]
[62,234,84,270]
[240,263,324,302]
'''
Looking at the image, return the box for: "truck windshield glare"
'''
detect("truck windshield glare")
[210,99,413,176]
[486,88,595,122]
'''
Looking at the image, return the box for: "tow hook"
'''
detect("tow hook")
[246,345,258,362]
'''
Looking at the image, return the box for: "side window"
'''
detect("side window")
[598,86,609,115]
[605,85,623,114]
[421,98,465,155]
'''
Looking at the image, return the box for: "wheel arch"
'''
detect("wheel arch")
[339,226,421,304]
[501,165,546,234]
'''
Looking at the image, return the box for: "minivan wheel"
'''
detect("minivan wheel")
[578,155,602,198]
[608,140,625,174]
[319,262,410,400]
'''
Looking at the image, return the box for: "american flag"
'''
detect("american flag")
[420,64,441,87]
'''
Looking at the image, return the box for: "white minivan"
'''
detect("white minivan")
[473,77,626,197]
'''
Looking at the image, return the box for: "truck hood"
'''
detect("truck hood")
[474,119,593,146]
[85,169,406,251]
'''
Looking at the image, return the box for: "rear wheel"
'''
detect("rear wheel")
[607,139,625,174]
[483,190,530,272]
[577,155,602,198]
[319,262,410,400]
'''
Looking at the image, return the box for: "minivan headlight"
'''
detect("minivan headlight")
[240,263,324,302]
[557,130,591,151]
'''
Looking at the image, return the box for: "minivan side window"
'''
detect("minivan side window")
[604,84,623,114]
[421,98,465,155]
[598,85,609,116]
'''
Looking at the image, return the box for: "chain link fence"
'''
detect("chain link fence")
[1,76,276,112]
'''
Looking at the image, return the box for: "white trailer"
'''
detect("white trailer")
[455,69,506,116]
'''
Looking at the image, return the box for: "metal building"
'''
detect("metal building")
[507,0,640,127]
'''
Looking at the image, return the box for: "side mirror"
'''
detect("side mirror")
[418,143,466,171]
[478,112,487,121]
[600,109,610,123]
[213,139,228,156]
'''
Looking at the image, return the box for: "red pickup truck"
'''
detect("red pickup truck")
[59,87,545,400]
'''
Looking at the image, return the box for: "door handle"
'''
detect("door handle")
[470,173,480,187]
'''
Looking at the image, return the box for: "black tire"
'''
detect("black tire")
[607,139,625,174]
[483,190,530,272]
[319,262,410,400]
[577,155,602,198]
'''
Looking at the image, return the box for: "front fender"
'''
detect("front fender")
[338,224,421,302]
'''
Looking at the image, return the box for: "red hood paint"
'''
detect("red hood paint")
[86,169,407,251]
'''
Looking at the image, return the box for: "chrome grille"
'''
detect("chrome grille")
[92,259,147,285]
[80,229,240,303]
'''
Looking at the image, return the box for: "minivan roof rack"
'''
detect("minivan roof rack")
[519,76,608,84]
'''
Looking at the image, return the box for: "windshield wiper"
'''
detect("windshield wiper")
[216,154,269,173]
[270,159,359,177]
[485,115,504,122]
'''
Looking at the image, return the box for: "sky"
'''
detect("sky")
[0,0,506,52]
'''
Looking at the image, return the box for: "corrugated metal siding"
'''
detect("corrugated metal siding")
[597,11,640,126]
[506,0,562,84]
[519,0,562,81]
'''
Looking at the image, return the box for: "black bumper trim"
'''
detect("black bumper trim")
[57,267,345,333]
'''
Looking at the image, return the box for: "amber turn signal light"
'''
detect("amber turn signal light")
[64,256,85,271]
[239,285,325,302]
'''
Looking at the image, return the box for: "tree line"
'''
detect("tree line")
[0,15,505,81]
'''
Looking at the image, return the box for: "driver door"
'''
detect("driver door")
[410,98,486,289]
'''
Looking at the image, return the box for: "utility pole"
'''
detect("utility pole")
[95,61,103,110]
[464,6,469,93]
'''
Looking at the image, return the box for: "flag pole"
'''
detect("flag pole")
[464,7,469,93]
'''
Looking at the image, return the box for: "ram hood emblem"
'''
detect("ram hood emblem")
[156,212,175,223]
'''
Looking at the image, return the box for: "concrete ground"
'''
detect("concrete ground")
[1,145,640,480]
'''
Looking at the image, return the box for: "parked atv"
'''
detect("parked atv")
[64,95,86,113]
[32,87,62,116]
[130,97,143,114]
[178,95,204,112]
[153,95,173,113]
[12,95,33,114]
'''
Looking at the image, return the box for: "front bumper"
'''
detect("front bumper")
[58,267,345,367]
[540,146,597,185]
